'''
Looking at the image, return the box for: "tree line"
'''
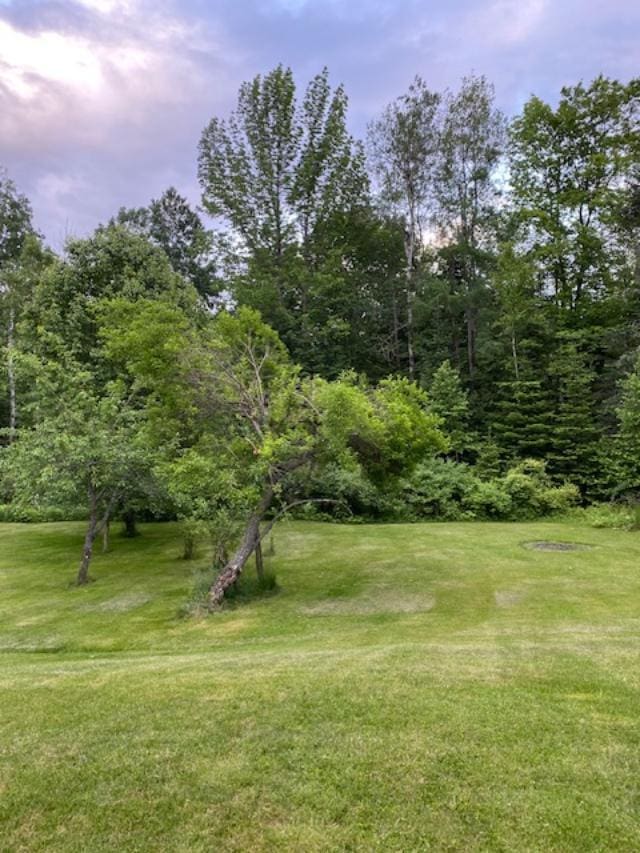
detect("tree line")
[0,67,638,603]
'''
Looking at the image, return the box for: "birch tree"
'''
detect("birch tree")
[368,77,440,377]
[0,174,40,439]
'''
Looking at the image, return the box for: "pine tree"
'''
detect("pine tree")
[614,355,640,503]
[427,360,470,458]
[491,379,554,462]
[546,341,599,492]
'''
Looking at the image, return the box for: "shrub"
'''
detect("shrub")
[293,464,387,520]
[401,458,477,520]
[502,460,578,519]
[539,483,580,515]
[400,457,578,521]
[291,455,579,524]
[577,502,639,530]
[0,504,79,523]
[462,479,512,519]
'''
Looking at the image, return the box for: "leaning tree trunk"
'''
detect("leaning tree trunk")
[207,486,273,610]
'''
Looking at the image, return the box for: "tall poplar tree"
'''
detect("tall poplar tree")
[368,77,440,377]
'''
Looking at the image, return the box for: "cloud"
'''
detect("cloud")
[0,2,212,153]
[0,0,241,239]
[0,0,638,243]
[74,0,135,12]
[466,0,548,46]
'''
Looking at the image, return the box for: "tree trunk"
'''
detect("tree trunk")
[255,540,265,582]
[183,532,196,560]
[391,291,400,369]
[404,223,416,379]
[7,306,16,441]
[208,485,273,610]
[465,306,476,380]
[76,489,115,585]
[511,331,520,380]
[406,285,415,379]
[102,519,110,553]
[77,490,98,586]
[212,539,229,572]
[122,509,138,538]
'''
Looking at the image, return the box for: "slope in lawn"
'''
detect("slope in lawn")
[1,520,639,851]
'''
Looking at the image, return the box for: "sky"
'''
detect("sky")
[1,0,639,248]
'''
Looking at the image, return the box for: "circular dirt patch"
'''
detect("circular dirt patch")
[523,541,592,552]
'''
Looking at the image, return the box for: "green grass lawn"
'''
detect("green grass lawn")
[1,520,639,851]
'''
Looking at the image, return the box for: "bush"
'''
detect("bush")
[400,457,578,521]
[0,504,80,523]
[502,460,578,519]
[462,479,512,519]
[539,483,580,515]
[577,502,640,530]
[292,464,388,521]
[291,455,579,524]
[401,458,477,520]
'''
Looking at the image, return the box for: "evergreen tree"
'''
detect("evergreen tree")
[114,188,218,298]
[613,354,640,503]
[427,360,470,458]
[546,339,599,492]
[491,379,554,462]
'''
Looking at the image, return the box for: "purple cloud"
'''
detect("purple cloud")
[0,0,638,245]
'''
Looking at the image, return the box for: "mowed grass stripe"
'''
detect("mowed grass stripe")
[0,520,639,851]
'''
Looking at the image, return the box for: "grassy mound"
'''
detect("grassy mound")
[1,520,639,851]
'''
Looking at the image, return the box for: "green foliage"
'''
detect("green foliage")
[0,503,76,523]
[510,76,640,309]
[436,74,506,246]
[426,360,469,456]
[23,225,198,368]
[574,502,638,530]
[501,459,579,519]
[491,242,538,380]
[0,172,34,265]
[114,187,218,296]
[1,372,152,521]
[198,66,384,376]
[199,66,366,260]
[474,438,502,479]
[613,354,640,499]
[401,458,478,520]
[293,464,385,520]
[400,457,578,521]
[546,339,599,490]
[3,71,640,542]
[367,75,440,224]
[491,379,554,461]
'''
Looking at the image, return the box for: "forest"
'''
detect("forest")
[0,67,639,606]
